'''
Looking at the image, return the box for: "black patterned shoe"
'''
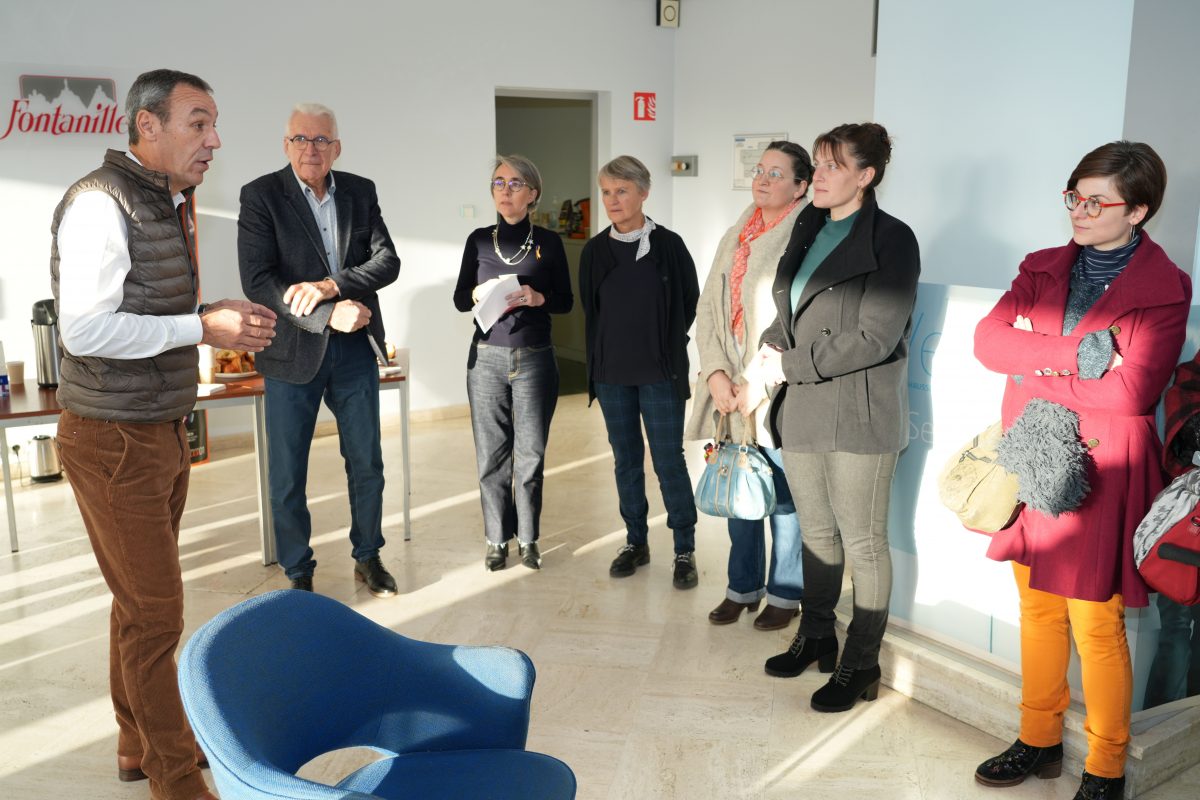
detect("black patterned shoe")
[672,552,698,589]
[810,662,882,712]
[609,544,650,577]
[974,739,1063,787]
[1073,770,1124,799]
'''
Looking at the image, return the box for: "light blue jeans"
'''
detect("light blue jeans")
[725,445,803,608]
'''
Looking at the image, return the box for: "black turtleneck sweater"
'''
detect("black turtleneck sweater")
[453,216,573,346]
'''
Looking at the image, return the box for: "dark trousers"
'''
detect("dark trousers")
[264,330,385,580]
[57,410,208,800]
[781,450,898,669]
[467,342,559,544]
[1145,594,1200,706]
[594,380,696,554]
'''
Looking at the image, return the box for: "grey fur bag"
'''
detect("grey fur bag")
[996,398,1091,517]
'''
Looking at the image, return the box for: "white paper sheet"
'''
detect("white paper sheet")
[473,275,521,334]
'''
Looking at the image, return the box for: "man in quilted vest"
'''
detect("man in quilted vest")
[51,69,276,800]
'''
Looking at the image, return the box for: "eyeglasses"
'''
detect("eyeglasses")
[751,166,794,183]
[286,135,337,152]
[491,178,529,193]
[1062,190,1127,218]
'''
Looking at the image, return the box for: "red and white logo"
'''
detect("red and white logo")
[633,92,656,122]
[1,75,126,141]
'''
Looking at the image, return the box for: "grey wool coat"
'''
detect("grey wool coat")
[760,193,921,454]
[685,201,805,445]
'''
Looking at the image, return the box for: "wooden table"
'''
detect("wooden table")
[0,349,410,563]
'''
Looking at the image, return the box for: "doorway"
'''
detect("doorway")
[494,91,596,395]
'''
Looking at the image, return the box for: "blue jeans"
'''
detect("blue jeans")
[594,381,696,554]
[467,342,559,545]
[264,330,385,580]
[726,445,803,608]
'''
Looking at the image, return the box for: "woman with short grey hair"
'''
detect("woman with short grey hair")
[579,155,701,590]
[453,154,572,571]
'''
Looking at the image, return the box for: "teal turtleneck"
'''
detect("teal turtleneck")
[790,209,859,316]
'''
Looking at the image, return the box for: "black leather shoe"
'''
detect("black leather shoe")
[764,631,838,677]
[974,739,1064,787]
[118,750,208,782]
[753,605,799,631]
[289,575,313,592]
[811,662,882,712]
[1073,771,1124,799]
[708,598,760,624]
[609,544,649,577]
[672,552,698,589]
[354,556,397,598]
[519,541,541,570]
[485,541,509,571]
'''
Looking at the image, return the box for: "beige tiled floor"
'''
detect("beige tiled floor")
[1,393,1197,799]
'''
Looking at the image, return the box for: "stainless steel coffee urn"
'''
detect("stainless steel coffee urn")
[30,435,63,482]
[31,299,61,388]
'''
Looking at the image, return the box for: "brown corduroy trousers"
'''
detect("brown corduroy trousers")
[57,410,208,800]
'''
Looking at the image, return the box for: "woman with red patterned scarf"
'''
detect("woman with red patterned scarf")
[685,141,813,631]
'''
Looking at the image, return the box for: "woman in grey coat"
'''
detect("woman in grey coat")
[685,141,812,631]
[752,122,920,713]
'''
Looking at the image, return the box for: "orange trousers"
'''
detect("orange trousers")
[1013,562,1131,778]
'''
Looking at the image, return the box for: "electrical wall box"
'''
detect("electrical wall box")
[657,0,679,28]
[670,155,697,176]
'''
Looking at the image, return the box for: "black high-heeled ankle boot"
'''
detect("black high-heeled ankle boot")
[763,631,837,677]
[1073,771,1124,800]
[810,662,881,712]
[974,739,1063,787]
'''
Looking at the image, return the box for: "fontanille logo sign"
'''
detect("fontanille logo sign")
[1,74,126,141]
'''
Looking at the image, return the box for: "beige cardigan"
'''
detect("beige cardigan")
[684,201,805,445]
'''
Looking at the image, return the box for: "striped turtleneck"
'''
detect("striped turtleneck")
[1074,232,1141,287]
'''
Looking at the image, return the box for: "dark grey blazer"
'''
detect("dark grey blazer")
[760,193,920,454]
[237,166,400,384]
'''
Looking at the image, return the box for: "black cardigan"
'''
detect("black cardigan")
[579,225,699,403]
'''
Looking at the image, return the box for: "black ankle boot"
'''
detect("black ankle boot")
[485,541,508,571]
[763,631,838,678]
[1073,771,1124,800]
[810,662,881,712]
[974,739,1063,787]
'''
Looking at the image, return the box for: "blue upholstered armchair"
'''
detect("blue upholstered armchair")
[178,590,576,799]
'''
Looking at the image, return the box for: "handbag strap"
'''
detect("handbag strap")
[712,412,730,443]
[739,409,758,447]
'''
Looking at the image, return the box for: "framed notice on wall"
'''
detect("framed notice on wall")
[732,133,787,190]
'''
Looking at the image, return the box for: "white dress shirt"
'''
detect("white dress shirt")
[57,153,203,359]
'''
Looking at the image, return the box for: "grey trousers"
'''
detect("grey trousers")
[781,450,899,669]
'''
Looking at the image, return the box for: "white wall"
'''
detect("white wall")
[1124,0,1200,280]
[671,0,877,279]
[0,0,678,417]
[875,0,1135,290]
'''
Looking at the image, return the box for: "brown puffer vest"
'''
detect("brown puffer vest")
[50,149,200,422]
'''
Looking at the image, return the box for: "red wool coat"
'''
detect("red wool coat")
[974,233,1191,607]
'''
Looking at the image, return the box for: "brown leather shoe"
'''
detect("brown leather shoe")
[708,597,760,625]
[117,749,209,782]
[753,604,800,631]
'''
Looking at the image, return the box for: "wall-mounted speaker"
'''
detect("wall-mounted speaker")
[657,0,679,28]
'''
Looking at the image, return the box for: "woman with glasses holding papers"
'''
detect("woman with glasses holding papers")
[453,155,572,572]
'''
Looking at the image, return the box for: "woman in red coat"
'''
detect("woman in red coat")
[973,141,1191,800]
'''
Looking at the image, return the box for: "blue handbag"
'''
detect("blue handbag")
[694,413,777,520]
